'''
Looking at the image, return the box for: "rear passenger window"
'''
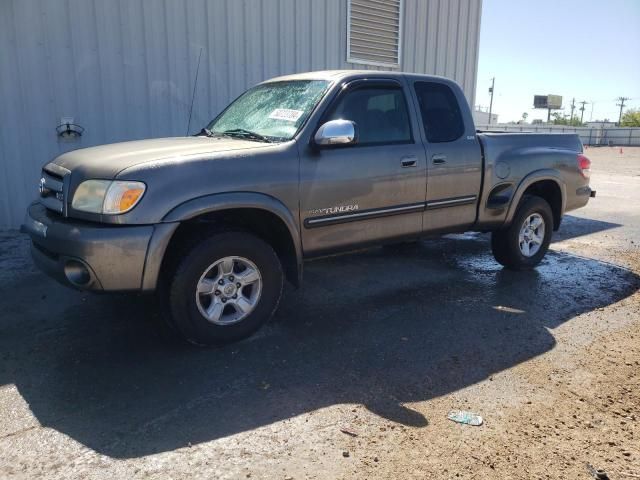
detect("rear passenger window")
[326,87,412,145]
[414,82,465,143]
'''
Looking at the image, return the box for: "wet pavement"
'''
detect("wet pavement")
[0,147,638,479]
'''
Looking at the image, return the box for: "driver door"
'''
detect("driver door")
[299,80,427,255]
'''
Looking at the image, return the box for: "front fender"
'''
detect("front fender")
[504,169,566,227]
[162,192,303,282]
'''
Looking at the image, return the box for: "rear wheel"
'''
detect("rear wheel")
[491,195,553,270]
[163,231,283,346]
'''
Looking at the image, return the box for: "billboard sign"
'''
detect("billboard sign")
[534,95,548,109]
[534,94,563,109]
[547,95,562,109]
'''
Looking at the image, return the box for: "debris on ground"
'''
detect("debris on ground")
[447,410,483,426]
[585,463,610,479]
[340,428,358,437]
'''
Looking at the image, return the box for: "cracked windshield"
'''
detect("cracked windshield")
[208,80,330,141]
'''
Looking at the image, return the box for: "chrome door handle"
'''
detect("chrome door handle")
[401,156,417,167]
[432,154,447,165]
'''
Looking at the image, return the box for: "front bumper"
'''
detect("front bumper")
[21,203,160,291]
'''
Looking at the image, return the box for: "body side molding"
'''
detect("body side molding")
[304,195,478,228]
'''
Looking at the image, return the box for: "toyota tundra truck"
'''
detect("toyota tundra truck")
[22,71,595,345]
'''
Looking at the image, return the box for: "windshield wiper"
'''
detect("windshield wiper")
[195,127,217,137]
[221,128,272,143]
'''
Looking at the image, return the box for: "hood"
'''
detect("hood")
[50,137,272,178]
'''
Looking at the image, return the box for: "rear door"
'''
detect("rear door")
[299,79,427,254]
[412,81,482,232]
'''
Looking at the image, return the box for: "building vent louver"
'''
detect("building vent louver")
[347,0,402,67]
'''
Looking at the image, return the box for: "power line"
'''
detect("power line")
[584,96,636,103]
[616,96,630,125]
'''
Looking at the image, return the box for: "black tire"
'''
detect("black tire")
[163,231,283,346]
[491,195,553,270]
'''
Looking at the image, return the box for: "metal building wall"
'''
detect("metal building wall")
[0,0,482,228]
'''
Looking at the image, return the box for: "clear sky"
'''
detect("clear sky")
[475,0,640,123]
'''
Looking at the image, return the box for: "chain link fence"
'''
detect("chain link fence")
[476,124,640,146]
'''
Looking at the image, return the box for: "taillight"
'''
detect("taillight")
[578,154,591,179]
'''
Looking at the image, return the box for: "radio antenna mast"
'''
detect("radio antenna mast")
[186,47,204,136]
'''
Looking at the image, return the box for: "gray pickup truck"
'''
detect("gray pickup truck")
[22,70,595,345]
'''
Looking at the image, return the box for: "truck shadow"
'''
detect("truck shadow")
[552,214,622,243]
[0,218,637,459]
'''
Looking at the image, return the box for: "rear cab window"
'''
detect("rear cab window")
[414,82,465,143]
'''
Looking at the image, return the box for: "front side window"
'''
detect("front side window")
[208,80,330,141]
[325,87,412,145]
[414,82,465,143]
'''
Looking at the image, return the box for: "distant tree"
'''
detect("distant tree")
[620,109,640,127]
[551,112,568,125]
[551,112,584,127]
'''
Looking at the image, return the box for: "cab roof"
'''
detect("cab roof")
[262,70,449,84]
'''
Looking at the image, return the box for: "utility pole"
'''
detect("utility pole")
[616,96,630,125]
[488,77,495,125]
[569,98,576,125]
[579,100,588,124]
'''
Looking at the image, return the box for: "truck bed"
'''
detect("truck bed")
[474,131,585,229]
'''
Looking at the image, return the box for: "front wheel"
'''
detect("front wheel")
[163,231,284,346]
[491,196,553,270]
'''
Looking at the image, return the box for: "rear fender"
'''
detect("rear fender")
[504,170,566,227]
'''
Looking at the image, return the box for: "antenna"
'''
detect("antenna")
[186,47,204,136]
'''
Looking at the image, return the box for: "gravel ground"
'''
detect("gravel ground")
[0,146,638,480]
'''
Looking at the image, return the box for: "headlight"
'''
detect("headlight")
[72,180,146,214]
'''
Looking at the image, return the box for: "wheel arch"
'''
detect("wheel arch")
[505,171,566,230]
[157,193,302,288]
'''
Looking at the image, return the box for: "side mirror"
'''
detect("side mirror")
[314,120,357,147]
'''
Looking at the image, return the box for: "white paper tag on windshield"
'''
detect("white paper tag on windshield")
[269,108,304,122]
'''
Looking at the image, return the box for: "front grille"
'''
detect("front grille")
[39,167,66,215]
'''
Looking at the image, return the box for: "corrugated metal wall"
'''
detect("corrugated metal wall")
[0,0,482,228]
